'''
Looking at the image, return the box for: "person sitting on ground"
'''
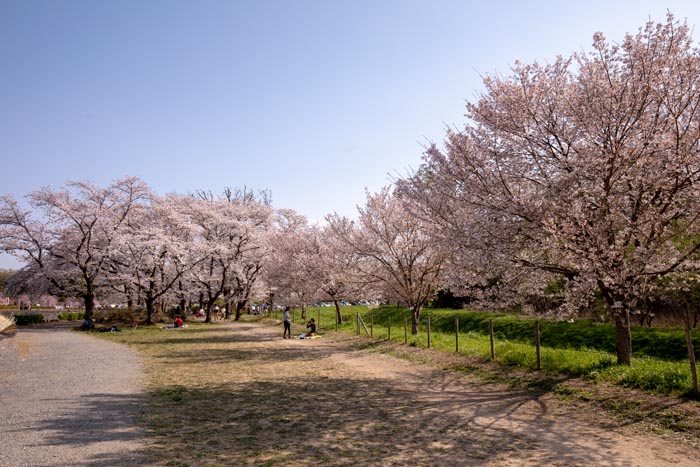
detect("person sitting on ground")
[174,316,183,328]
[81,318,94,331]
[306,317,317,336]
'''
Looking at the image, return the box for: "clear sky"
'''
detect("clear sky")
[2,0,700,269]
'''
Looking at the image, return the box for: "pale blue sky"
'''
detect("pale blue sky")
[2,0,700,269]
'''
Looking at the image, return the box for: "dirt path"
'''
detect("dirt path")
[218,321,699,467]
[3,320,698,466]
[0,324,147,467]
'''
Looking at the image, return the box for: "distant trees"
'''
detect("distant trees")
[265,213,360,325]
[113,194,198,324]
[0,179,274,323]
[0,269,14,294]
[186,190,272,323]
[315,226,360,325]
[0,177,150,320]
[328,188,444,334]
[265,210,320,320]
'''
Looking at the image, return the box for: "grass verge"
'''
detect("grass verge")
[302,305,700,397]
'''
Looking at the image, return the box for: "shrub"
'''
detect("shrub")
[13,313,45,325]
[57,311,85,321]
[94,307,135,323]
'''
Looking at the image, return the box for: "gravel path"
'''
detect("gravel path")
[0,323,147,467]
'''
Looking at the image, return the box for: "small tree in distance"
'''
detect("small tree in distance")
[328,188,444,334]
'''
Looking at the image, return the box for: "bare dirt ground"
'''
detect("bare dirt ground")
[155,320,700,467]
[3,320,700,466]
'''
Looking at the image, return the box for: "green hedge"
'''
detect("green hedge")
[365,306,699,362]
[58,311,85,321]
[13,313,45,325]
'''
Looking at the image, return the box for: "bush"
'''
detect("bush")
[13,313,45,325]
[57,311,85,321]
[92,307,139,323]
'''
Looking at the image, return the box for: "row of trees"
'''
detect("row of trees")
[3,15,700,366]
[0,179,275,324]
[0,177,444,335]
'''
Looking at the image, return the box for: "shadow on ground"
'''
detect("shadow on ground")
[7,392,151,467]
[135,323,637,467]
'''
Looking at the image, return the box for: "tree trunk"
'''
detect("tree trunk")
[613,308,633,365]
[301,303,307,320]
[145,296,156,325]
[204,301,215,323]
[411,307,419,335]
[333,300,342,325]
[83,289,95,322]
[600,283,633,366]
[685,328,699,399]
[222,288,231,319]
[235,300,247,321]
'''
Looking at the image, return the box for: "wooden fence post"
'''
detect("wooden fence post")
[404,316,408,344]
[489,319,495,360]
[455,317,459,353]
[388,316,391,341]
[535,320,541,370]
[427,315,431,349]
[685,329,698,398]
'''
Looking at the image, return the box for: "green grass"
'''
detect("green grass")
[298,304,699,396]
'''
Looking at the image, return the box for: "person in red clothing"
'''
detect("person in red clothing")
[174,316,184,328]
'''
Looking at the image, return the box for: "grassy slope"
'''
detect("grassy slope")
[300,305,700,396]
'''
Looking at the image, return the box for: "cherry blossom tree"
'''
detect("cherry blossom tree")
[112,194,202,324]
[265,210,321,320]
[328,188,444,334]
[400,15,700,364]
[0,177,150,321]
[185,190,272,323]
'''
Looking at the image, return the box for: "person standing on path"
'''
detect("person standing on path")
[283,306,291,339]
